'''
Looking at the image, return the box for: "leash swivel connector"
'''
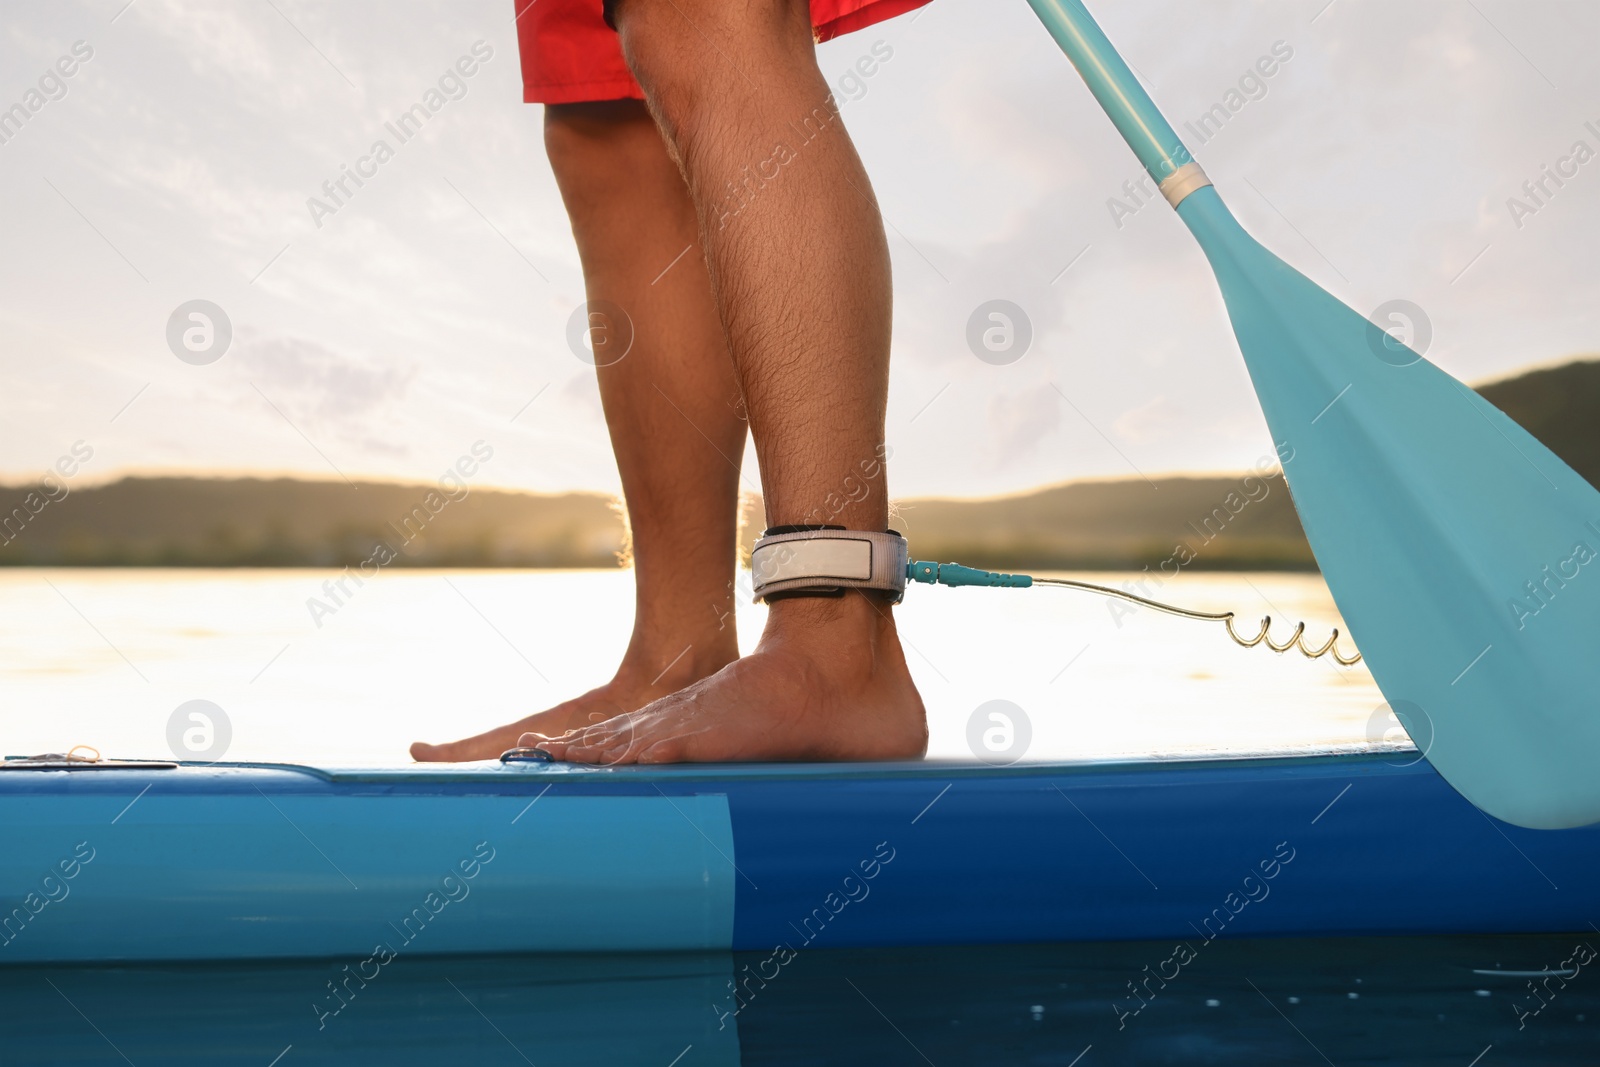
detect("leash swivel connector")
[906,561,1033,588]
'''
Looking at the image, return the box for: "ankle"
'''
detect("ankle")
[761,593,898,662]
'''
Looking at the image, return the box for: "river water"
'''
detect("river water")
[0,568,1388,765]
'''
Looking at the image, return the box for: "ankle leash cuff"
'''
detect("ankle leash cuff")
[750,526,909,604]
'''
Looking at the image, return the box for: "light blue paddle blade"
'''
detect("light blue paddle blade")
[1028,0,1600,828]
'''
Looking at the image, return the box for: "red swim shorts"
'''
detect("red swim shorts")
[515,0,931,104]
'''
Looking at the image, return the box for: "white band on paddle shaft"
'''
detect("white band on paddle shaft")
[750,528,909,604]
[1159,161,1212,208]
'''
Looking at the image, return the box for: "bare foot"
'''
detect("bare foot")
[410,644,735,762]
[523,595,926,764]
[410,683,640,762]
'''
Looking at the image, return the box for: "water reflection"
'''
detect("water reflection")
[6,935,1593,1065]
[0,569,1383,766]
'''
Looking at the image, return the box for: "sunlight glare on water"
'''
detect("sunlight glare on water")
[0,568,1387,765]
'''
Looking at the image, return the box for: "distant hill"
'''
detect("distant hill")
[0,478,625,568]
[882,358,1600,571]
[3,358,1595,570]
[1474,359,1600,486]
[885,473,1315,570]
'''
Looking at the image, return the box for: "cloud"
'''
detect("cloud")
[1113,394,1181,444]
[987,383,1061,464]
[233,332,414,424]
[557,370,604,422]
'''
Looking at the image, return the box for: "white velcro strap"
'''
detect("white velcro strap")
[750,529,908,603]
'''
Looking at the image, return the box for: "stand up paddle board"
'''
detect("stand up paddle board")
[3,751,1595,964]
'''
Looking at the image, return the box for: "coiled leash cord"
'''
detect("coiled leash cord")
[906,561,1362,666]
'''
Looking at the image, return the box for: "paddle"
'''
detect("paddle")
[1025,0,1600,829]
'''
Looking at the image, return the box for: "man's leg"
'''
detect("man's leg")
[529,0,927,763]
[412,100,747,761]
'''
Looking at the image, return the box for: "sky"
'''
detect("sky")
[1,0,1596,500]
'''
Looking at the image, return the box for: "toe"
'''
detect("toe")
[563,732,633,764]
[520,728,575,747]
[637,738,688,764]
[562,736,609,761]
[582,727,627,750]
[521,737,560,757]
[596,736,646,764]
[585,713,637,748]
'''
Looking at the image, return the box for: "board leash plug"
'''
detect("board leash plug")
[500,747,554,764]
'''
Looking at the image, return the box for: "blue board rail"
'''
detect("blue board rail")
[2,752,1595,964]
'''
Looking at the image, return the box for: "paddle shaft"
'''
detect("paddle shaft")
[1025,0,1195,184]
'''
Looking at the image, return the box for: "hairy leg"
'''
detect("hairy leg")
[529,1,926,764]
[412,100,747,761]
